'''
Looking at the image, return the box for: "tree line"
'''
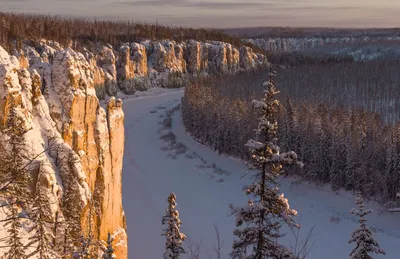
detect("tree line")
[182,63,400,206]
[0,12,264,54]
[176,72,385,259]
[0,69,387,258]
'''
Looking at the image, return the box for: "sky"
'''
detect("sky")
[1,0,399,28]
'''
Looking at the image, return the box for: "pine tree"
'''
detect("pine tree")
[315,104,332,183]
[283,97,295,152]
[102,233,116,259]
[4,204,28,259]
[2,94,31,259]
[62,153,86,257]
[26,164,61,259]
[329,110,347,191]
[344,110,356,191]
[230,71,301,259]
[349,191,385,259]
[72,199,99,259]
[162,193,186,259]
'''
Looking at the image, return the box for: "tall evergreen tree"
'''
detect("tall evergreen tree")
[4,204,28,259]
[230,71,302,259]
[162,193,186,259]
[283,98,295,152]
[72,199,99,259]
[102,233,116,259]
[26,164,61,259]
[349,191,385,259]
[2,94,31,259]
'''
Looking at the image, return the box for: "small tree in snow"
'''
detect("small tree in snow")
[4,204,28,259]
[349,191,385,259]
[2,94,31,259]
[26,164,61,259]
[72,199,99,259]
[102,233,116,259]
[162,193,186,259]
[230,71,302,259]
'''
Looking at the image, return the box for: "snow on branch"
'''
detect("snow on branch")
[252,100,267,109]
[245,139,265,150]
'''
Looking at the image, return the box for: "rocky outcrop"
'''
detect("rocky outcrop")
[207,42,242,74]
[239,46,266,71]
[246,36,400,53]
[0,36,268,258]
[96,45,118,97]
[131,43,148,76]
[18,39,268,98]
[0,46,127,258]
[186,40,208,74]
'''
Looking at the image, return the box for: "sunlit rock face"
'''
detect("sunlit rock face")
[0,45,128,258]
[0,36,267,258]
[102,39,266,93]
[96,45,118,96]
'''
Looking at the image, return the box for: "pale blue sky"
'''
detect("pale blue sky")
[1,0,399,28]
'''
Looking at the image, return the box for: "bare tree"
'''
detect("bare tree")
[185,238,202,259]
[206,224,224,259]
[288,226,315,259]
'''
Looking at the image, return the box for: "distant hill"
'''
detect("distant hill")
[224,27,400,39]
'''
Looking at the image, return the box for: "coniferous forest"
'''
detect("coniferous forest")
[182,60,400,205]
[0,7,400,259]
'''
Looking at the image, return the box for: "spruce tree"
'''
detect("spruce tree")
[283,97,295,152]
[162,193,186,259]
[230,71,302,259]
[349,191,385,259]
[26,164,61,259]
[4,204,28,259]
[2,94,31,259]
[72,199,99,259]
[102,233,116,259]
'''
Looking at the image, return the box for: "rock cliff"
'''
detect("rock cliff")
[0,37,266,258]
[17,39,267,98]
[0,46,127,258]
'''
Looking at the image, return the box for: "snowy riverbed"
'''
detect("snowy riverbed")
[122,89,400,259]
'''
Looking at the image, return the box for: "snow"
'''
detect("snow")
[123,90,400,259]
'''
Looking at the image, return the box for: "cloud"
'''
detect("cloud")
[116,0,266,9]
[1,0,399,28]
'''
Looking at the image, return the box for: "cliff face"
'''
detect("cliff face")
[0,37,265,258]
[0,46,127,258]
[111,39,267,93]
[22,39,266,98]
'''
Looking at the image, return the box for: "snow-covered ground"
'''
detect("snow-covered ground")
[122,89,400,259]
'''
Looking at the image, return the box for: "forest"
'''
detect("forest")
[0,10,397,259]
[182,59,400,207]
[0,12,264,53]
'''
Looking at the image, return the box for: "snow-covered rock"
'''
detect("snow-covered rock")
[186,40,209,74]
[247,36,400,53]
[131,42,148,76]
[0,45,127,258]
[117,45,136,94]
[0,36,267,258]
[96,45,118,96]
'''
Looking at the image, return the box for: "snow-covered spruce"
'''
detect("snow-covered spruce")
[349,191,385,259]
[27,163,61,259]
[2,94,32,259]
[162,193,186,259]
[230,71,302,259]
[102,233,116,259]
